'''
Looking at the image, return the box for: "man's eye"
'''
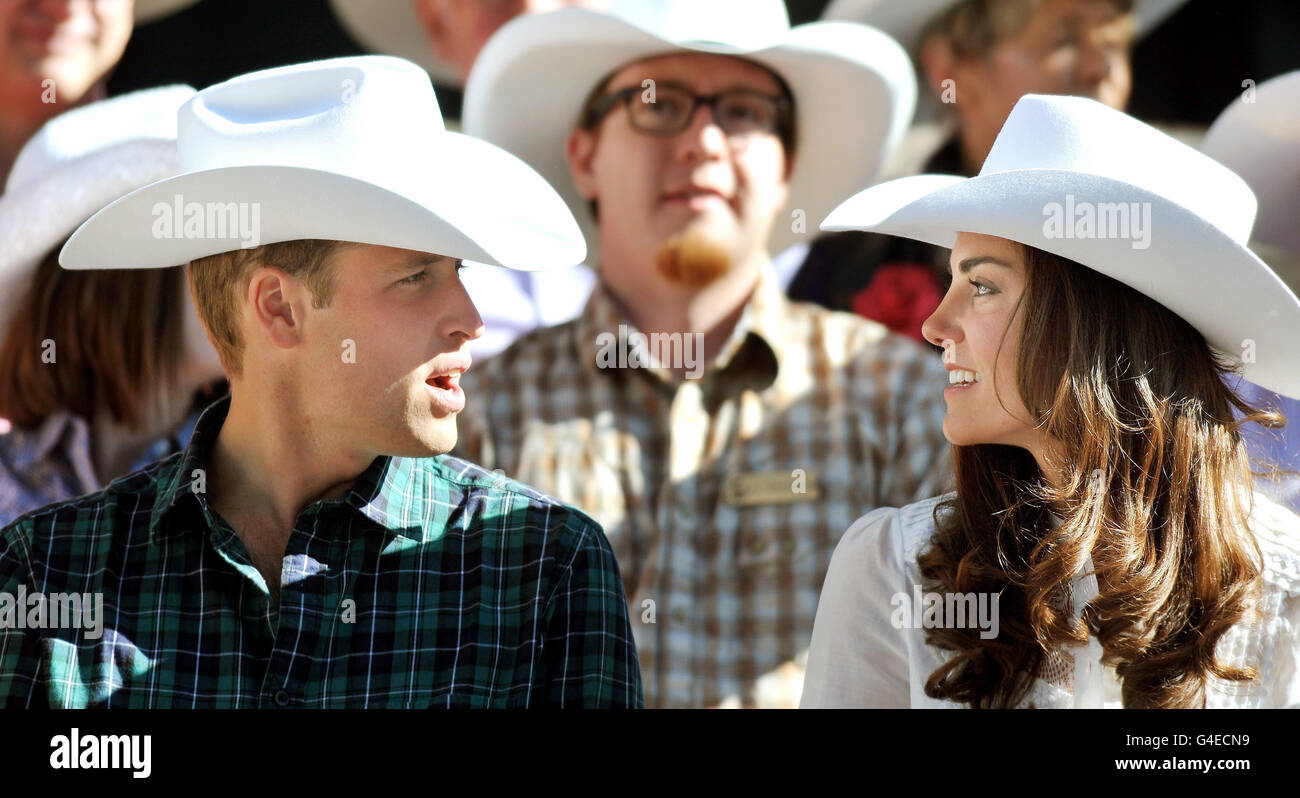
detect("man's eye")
[400,270,429,285]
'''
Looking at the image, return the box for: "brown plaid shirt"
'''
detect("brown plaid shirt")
[455,264,952,708]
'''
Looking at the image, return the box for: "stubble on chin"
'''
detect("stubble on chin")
[654,231,732,288]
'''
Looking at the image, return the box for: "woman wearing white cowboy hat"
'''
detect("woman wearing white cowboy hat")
[788,0,1189,342]
[0,84,227,526]
[801,93,1300,708]
[1201,70,1300,514]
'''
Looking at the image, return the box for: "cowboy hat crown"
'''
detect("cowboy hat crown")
[61,56,586,274]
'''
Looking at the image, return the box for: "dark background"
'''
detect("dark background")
[108,0,1300,123]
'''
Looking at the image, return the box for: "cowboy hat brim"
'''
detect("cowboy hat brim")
[462,8,916,261]
[822,169,1300,399]
[60,131,586,272]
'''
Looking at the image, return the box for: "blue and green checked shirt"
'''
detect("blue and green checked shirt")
[0,397,643,708]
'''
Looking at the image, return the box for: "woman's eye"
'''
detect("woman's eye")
[970,279,995,297]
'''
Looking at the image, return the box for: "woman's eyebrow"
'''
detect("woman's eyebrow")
[949,256,1015,275]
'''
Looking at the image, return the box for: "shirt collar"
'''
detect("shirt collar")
[149,395,429,543]
[575,261,789,387]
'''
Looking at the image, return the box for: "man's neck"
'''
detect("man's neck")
[602,252,766,378]
[208,385,373,541]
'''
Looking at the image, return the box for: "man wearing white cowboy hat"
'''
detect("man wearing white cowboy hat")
[0,55,643,708]
[0,84,227,526]
[1201,70,1300,514]
[454,0,952,708]
[0,0,177,183]
[789,0,1189,340]
[803,93,1300,708]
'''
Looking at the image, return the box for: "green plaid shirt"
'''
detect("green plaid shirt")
[0,397,643,708]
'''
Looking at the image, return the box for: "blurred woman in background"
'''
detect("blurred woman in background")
[0,85,226,524]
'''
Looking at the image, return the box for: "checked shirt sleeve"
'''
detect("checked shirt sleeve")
[0,520,46,709]
[540,515,644,708]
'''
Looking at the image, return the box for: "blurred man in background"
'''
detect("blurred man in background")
[788,0,1186,340]
[455,0,951,709]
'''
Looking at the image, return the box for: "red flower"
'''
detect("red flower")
[850,262,945,343]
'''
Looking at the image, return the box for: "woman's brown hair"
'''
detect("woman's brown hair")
[918,242,1282,708]
[0,246,185,430]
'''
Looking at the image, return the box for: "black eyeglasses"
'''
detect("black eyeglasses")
[583,82,792,138]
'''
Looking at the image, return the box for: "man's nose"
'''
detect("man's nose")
[445,273,485,342]
[675,101,728,162]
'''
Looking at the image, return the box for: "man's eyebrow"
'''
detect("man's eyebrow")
[949,256,1014,275]
[391,253,446,272]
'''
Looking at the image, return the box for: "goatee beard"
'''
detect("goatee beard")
[654,232,732,288]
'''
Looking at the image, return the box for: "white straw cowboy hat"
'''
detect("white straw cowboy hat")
[60,55,586,273]
[0,85,196,339]
[461,0,917,259]
[1201,71,1300,293]
[821,93,1300,399]
[823,0,1189,54]
[328,0,460,86]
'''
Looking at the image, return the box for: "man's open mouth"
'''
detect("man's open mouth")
[426,369,462,391]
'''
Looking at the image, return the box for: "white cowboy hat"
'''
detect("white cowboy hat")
[821,93,1300,399]
[60,55,586,273]
[1201,71,1300,265]
[823,0,1189,55]
[461,0,917,259]
[328,0,460,86]
[0,85,196,339]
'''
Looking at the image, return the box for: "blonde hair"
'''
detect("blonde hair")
[187,240,342,377]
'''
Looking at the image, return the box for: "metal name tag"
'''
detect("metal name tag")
[723,469,820,507]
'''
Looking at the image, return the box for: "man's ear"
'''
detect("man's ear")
[566,126,600,201]
[919,33,961,99]
[246,267,302,352]
[412,0,449,58]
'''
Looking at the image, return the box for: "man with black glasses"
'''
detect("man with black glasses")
[454,0,953,708]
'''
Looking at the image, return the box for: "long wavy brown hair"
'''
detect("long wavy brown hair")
[919,243,1283,708]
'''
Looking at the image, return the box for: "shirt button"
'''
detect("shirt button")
[749,536,768,553]
[782,540,797,555]
[671,605,689,623]
[273,690,291,707]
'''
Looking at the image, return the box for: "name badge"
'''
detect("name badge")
[723,469,820,507]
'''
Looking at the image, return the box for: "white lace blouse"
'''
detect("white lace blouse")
[800,493,1300,708]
